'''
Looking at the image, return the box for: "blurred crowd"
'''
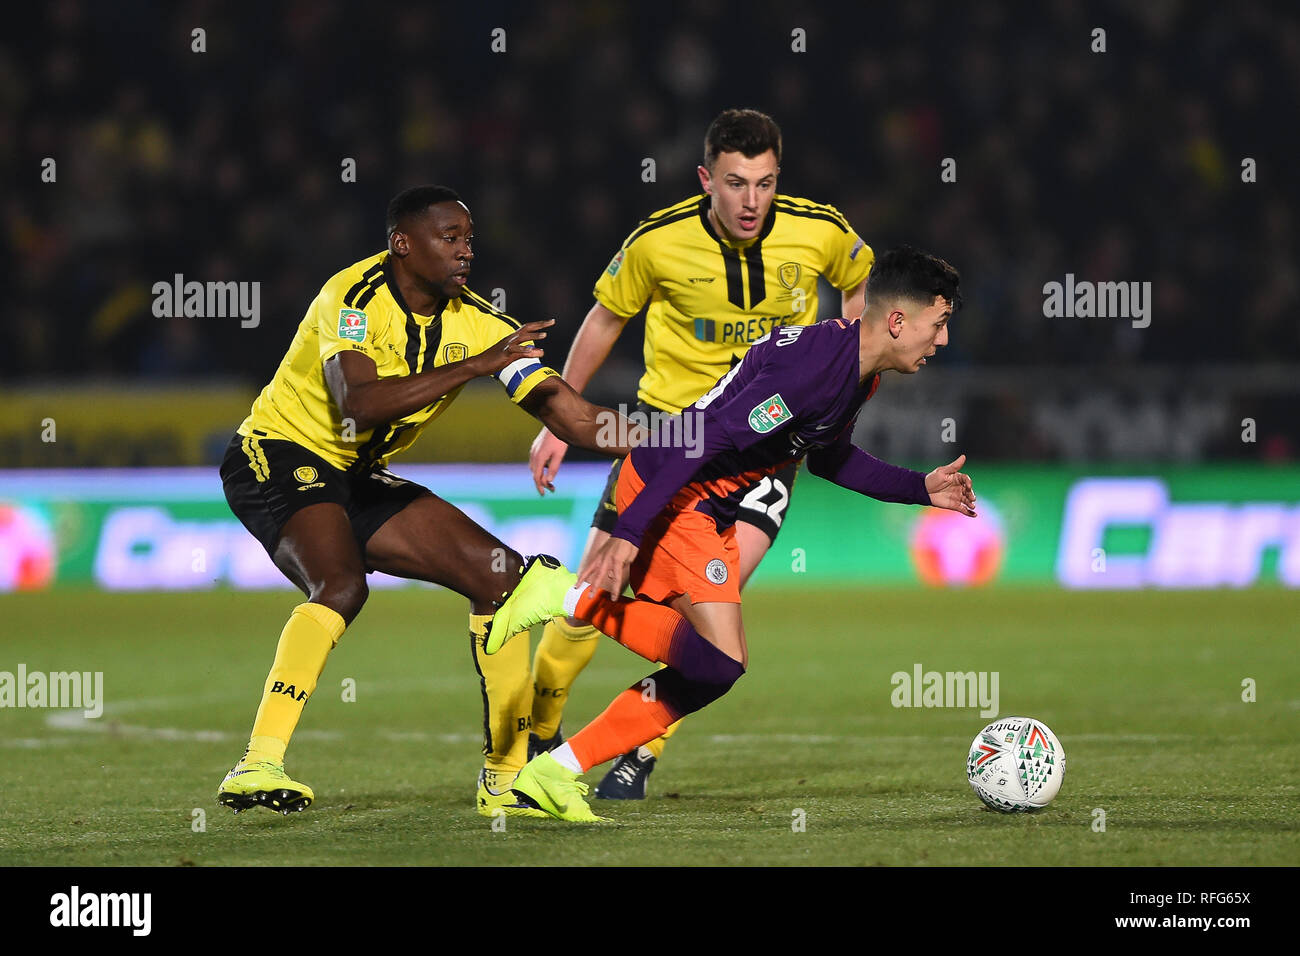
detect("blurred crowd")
[5,1,1298,458]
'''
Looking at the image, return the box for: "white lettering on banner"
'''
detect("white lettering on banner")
[88,505,580,591]
[94,508,230,590]
[1056,478,1300,588]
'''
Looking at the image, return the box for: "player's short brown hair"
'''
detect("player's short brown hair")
[703,109,782,170]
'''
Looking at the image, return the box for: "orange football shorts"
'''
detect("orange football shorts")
[614,457,741,605]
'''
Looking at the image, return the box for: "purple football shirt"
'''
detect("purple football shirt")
[612,318,931,547]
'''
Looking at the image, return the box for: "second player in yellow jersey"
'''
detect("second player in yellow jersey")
[596,191,872,412]
[525,109,875,799]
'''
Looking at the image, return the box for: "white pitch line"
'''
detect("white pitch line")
[1,737,77,749]
[42,710,345,743]
[31,695,1238,747]
[36,703,1221,749]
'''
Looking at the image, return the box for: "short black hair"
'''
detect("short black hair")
[703,109,782,169]
[386,185,462,236]
[865,245,962,312]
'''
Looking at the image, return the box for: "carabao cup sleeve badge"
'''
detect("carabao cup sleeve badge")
[338,309,368,343]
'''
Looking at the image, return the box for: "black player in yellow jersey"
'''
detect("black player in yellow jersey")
[217,185,640,817]
[526,110,875,797]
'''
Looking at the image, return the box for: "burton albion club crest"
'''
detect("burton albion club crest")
[443,343,468,363]
[294,466,325,490]
[778,262,802,289]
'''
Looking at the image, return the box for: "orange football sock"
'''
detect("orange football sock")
[572,588,688,666]
[568,686,678,772]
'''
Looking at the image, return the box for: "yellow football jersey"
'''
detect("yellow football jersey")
[594,194,873,413]
[238,251,556,471]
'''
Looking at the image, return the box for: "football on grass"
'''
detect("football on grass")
[967,716,1066,812]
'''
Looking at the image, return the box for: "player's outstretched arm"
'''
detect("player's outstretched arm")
[519,376,646,460]
[807,443,976,516]
[325,319,552,433]
[530,302,628,493]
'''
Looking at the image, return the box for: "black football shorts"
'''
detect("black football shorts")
[220,432,428,560]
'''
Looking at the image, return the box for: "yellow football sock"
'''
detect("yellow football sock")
[531,617,600,738]
[245,602,345,765]
[470,613,533,787]
[642,719,682,759]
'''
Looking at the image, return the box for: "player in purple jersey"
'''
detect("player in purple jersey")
[483,247,973,822]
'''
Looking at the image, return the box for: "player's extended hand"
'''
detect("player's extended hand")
[529,426,569,495]
[468,319,553,377]
[578,535,638,600]
[925,454,977,517]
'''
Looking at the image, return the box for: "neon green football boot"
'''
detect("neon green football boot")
[484,554,578,655]
[218,759,314,815]
[510,752,612,824]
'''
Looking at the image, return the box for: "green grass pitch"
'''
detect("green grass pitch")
[2,587,1297,866]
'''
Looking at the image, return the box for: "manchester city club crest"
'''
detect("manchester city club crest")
[705,559,729,584]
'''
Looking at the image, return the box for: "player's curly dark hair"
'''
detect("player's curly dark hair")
[865,245,963,311]
[386,185,462,236]
[703,109,783,169]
